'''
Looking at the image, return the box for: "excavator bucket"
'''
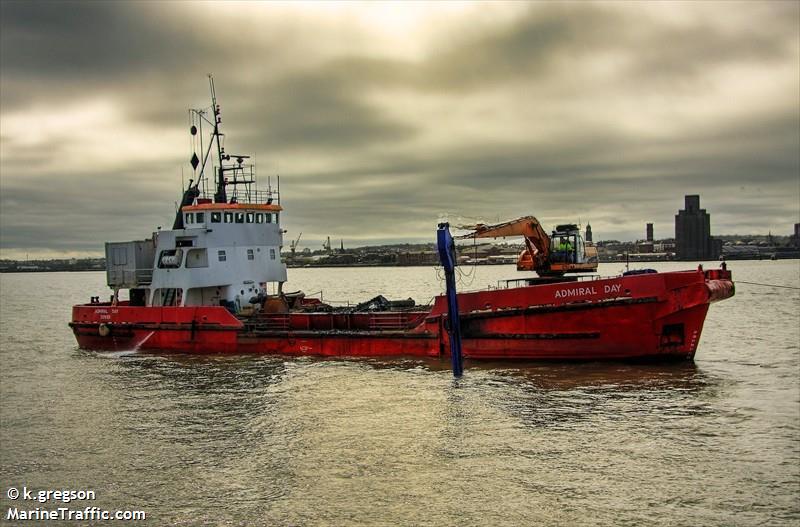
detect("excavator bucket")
[516,250,534,271]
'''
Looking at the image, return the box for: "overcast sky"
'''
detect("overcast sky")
[1,1,798,258]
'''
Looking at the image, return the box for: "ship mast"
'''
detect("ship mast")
[209,76,227,204]
[189,75,224,202]
[189,75,258,205]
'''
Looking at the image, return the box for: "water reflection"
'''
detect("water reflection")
[481,361,709,391]
[82,351,289,390]
[85,349,714,393]
[477,362,720,431]
[281,355,712,390]
[75,351,297,503]
[80,352,291,435]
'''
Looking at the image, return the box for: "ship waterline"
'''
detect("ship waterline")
[71,268,733,360]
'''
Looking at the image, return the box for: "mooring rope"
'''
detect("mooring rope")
[736,281,800,290]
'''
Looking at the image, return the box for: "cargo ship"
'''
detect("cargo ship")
[69,79,734,361]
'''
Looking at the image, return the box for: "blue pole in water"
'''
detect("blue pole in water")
[436,222,464,377]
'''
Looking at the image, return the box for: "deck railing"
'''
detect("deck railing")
[247,311,426,332]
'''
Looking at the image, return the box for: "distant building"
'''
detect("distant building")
[585,223,593,242]
[646,223,653,242]
[396,251,439,266]
[792,223,800,248]
[675,195,720,260]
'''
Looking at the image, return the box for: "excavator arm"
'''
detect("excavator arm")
[456,216,551,272]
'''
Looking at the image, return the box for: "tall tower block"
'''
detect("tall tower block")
[675,195,718,260]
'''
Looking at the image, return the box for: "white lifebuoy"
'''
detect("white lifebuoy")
[98,324,110,337]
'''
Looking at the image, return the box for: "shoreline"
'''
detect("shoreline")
[1,256,797,274]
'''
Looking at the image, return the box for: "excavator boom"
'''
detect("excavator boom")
[459,216,545,240]
[457,216,550,272]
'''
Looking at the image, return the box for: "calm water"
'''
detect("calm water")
[1,261,798,526]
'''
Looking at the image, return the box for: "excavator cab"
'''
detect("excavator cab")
[547,224,597,275]
[551,225,584,264]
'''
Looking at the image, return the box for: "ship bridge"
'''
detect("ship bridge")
[181,201,282,228]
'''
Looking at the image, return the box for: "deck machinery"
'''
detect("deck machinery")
[458,216,598,276]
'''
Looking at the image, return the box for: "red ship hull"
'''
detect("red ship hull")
[70,268,733,361]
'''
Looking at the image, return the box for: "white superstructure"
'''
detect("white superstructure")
[148,202,286,309]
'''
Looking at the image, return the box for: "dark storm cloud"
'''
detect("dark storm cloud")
[307,2,798,94]
[286,107,799,191]
[422,4,619,90]
[2,2,189,106]
[1,1,798,256]
[279,5,611,94]
[618,7,797,86]
[232,72,417,151]
[0,1,173,77]
[0,171,185,252]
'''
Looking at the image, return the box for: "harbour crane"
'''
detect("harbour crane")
[290,232,302,257]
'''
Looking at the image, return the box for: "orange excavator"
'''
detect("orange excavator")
[457,216,598,276]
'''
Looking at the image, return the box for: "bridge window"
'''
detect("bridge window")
[196,212,205,223]
[211,212,221,223]
[224,212,233,223]
[235,212,245,223]
[247,249,255,260]
[270,248,276,260]
[265,213,273,223]
[186,213,194,224]
[246,212,254,223]
[218,250,226,262]
[255,213,263,223]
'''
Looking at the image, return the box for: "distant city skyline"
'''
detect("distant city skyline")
[1,1,798,259]
[1,227,795,262]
